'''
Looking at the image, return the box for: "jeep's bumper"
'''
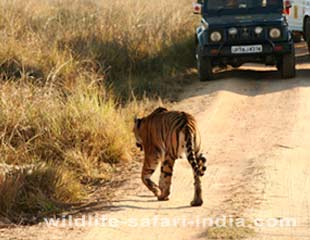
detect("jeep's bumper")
[200,40,294,66]
[201,41,294,57]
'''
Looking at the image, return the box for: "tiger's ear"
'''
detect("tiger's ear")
[134,116,142,129]
[152,107,168,115]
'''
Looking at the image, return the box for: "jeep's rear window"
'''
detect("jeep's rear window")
[206,0,282,14]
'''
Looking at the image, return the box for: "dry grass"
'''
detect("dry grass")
[0,81,133,222]
[0,0,196,98]
[0,163,84,223]
[0,0,197,223]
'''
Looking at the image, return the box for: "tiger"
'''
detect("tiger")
[133,107,207,206]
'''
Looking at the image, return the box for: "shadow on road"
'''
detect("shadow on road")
[108,203,192,211]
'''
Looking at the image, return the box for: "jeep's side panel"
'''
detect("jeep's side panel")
[196,25,207,47]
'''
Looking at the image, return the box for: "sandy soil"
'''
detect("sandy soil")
[1,44,310,240]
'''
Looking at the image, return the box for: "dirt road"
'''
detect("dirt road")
[80,45,310,239]
[1,45,309,240]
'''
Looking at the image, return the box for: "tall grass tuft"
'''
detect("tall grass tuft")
[0,163,83,223]
[0,81,132,222]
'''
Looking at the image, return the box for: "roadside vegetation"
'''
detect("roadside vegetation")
[0,0,196,223]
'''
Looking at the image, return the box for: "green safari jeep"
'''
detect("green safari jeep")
[194,0,296,81]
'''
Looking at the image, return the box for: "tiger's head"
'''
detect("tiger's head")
[133,116,144,151]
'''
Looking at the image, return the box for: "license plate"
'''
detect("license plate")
[231,45,263,54]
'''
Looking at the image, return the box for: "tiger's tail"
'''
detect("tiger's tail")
[185,126,204,177]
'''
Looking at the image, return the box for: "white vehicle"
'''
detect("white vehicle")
[286,0,310,52]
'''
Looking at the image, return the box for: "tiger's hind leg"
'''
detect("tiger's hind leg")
[190,152,207,206]
[141,152,162,197]
[158,156,175,201]
[191,174,203,206]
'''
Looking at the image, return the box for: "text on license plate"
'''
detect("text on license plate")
[231,45,263,54]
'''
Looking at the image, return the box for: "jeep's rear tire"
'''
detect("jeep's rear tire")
[196,47,213,81]
[279,47,296,79]
[305,18,310,55]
